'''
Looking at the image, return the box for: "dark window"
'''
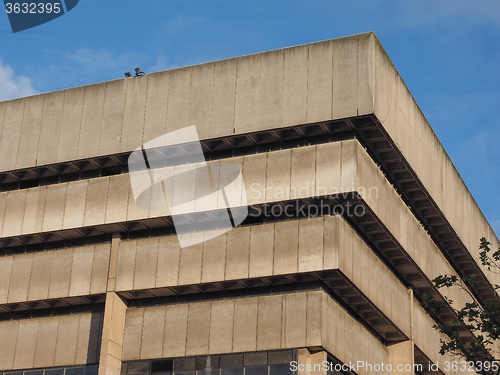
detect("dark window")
[65,367,86,375]
[269,364,292,375]
[44,369,64,375]
[245,366,268,375]
[220,368,243,375]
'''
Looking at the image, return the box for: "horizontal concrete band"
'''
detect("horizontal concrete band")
[0,311,102,371]
[121,289,389,375]
[0,140,480,307]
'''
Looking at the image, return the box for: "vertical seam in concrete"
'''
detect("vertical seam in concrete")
[161,72,171,135]
[305,45,310,122]
[183,304,189,356]
[207,63,215,135]
[232,59,239,134]
[140,75,150,145]
[13,99,26,170]
[176,239,182,286]
[96,84,107,157]
[58,184,69,235]
[34,95,46,166]
[152,238,160,289]
[75,86,87,165]
[207,301,213,355]
[159,305,167,358]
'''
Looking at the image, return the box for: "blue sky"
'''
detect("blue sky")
[1,0,499,238]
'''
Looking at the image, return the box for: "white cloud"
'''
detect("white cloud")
[0,59,38,101]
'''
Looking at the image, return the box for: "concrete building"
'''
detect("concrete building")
[0,32,498,375]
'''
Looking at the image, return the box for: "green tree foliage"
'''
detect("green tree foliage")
[422,238,500,374]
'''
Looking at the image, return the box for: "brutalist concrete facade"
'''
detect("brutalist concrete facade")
[0,32,498,375]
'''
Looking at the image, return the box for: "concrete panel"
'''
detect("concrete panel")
[243,153,267,205]
[22,187,42,234]
[266,149,291,202]
[8,253,32,303]
[201,234,226,283]
[116,240,137,292]
[16,95,43,169]
[315,142,341,197]
[249,223,273,278]
[163,304,189,358]
[33,316,59,368]
[178,242,203,285]
[290,146,316,199]
[323,216,339,269]
[210,59,237,137]
[332,35,358,118]
[357,32,375,115]
[75,313,103,364]
[0,99,24,171]
[126,178,150,221]
[69,246,94,296]
[0,256,13,303]
[234,54,261,133]
[225,226,250,280]
[140,307,165,359]
[165,66,192,134]
[2,190,26,237]
[0,192,7,236]
[307,40,333,123]
[306,291,322,347]
[298,218,324,272]
[257,49,284,130]
[42,183,67,232]
[208,300,234,354]
[57,88,84,162]
[257,295,283,350]
[340,140,356,189]
[121,77,148,152]
[84,177,109,226]
[13,319,38,369]
[282,292,307,348]
[233,297,258,352]
[105,173,130,224]
[189,63,214,139]
[27,250,52,301]
[0,320,18,370]
[99,79,126,155]
[99,292,127,375]
[48,248,73,299]
[282,44,308,127]
[134,237,159,290]
[90,243,111,294]
[322,289,336,352]
[78,84,105,159]
[274,220,298,274]
[37,90,65,165]
[185,303,211,356]
[143,71,170,143]
[156,236,181,288]
[54,315,80,366]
